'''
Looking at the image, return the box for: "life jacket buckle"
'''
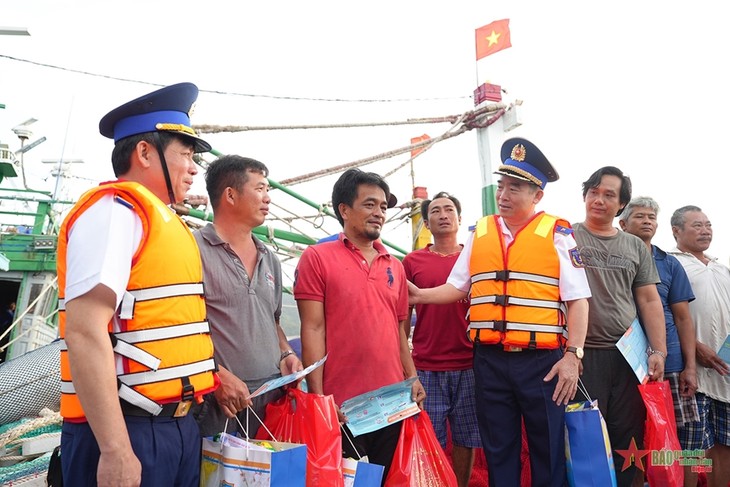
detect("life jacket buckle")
[495,270,510,281]
[493,320,507,332]
[494,295,509,306]
[181,381,195,403]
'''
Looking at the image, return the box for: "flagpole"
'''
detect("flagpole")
[473,19,512,217]
[475,117,499,216]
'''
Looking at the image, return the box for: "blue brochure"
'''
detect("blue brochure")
[616,318,649,384]
[340,377,421,437]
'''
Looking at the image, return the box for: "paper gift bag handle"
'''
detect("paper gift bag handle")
[577,378,593,403]
[233,406,280,443]
[341,424,364,460]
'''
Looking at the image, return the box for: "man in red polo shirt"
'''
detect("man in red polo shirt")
[294,168,425,483]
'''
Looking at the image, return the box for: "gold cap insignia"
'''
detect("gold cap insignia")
[510,144,526,162]
[155,123,197,136]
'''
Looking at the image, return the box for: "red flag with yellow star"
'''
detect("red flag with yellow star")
[475,19,512,60]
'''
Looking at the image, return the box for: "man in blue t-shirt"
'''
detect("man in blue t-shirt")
[619,196,699,430]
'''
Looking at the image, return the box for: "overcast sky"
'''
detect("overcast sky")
[3,1,730,279]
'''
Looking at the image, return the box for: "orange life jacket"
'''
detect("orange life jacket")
[57,181,217,420]
[468,212,568,349]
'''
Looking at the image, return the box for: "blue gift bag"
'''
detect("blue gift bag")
[342,457,385,487]
[565,400,618,487]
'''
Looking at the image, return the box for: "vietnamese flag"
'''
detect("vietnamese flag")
[475,19,512,60]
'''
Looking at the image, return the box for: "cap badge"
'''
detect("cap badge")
[155,123,197,136]
[510,144,526,162]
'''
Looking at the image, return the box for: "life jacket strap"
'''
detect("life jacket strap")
[119,283,204,319]
[471,270,559,287]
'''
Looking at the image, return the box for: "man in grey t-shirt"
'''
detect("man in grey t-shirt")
[572,166,667,487]
[193,155,302,438]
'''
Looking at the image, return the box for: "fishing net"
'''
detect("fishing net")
[0,340,61,425]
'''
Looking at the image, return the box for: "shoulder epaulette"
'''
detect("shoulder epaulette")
[555,225,573,236]
[114,195,135,210]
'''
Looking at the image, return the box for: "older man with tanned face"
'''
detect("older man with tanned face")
[410,138,591,487]
[670,206,730,487]
[619,197,699,481]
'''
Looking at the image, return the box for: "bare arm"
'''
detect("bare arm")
[398,318,425,407]
[669,301,698,396]
[544,298,588,405]
[276,321,303,376]
[297,300,326,395]
[406,306,414,340]
[214,366,252,417]
[635,284,667,382]
[408,281,467,306]
[65,284,141,487]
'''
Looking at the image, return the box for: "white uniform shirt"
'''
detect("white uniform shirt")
[64,194,143,308]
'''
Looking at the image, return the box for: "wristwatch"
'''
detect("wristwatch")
[279,349,296,362]
[565,346,584,359]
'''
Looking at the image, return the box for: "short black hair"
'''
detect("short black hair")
[205,155,269,210]
[332,168,391,226]
[581,166,632,217]
[110,132,190,177]
[420,191,462,221]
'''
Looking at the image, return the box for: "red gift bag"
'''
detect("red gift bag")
[384,410,458,486]
[638,380,684,486]
[257,388,344,487]
[255,392,299,441]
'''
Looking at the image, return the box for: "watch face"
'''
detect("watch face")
[568,346,584,359]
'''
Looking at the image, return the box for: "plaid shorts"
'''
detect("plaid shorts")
[678,392,730,451]
[417,369,482,449]
[666,372,700,428]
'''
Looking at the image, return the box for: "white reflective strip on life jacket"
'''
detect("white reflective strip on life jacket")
[58,298,66,311]
[113,339,161,370]
[117,358,216,387]
[118,383,164,416]
[468,321,565,334]
[471,271,559,287]
[114,321,210,344]
[60,322,209,370]
[60,380,75,394]
[131,283,204,302]
[119,291,136,320]
[118,283,205,320]
[61,376,203,417]
[470,295,562,309]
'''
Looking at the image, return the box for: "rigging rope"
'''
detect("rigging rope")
[193,116,462,134]
[277,103,506,186]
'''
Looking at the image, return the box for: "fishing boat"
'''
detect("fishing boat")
[0,140,70,486]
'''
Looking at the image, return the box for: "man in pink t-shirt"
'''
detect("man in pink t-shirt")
[294,168,425,483]
[403,192,480,487]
